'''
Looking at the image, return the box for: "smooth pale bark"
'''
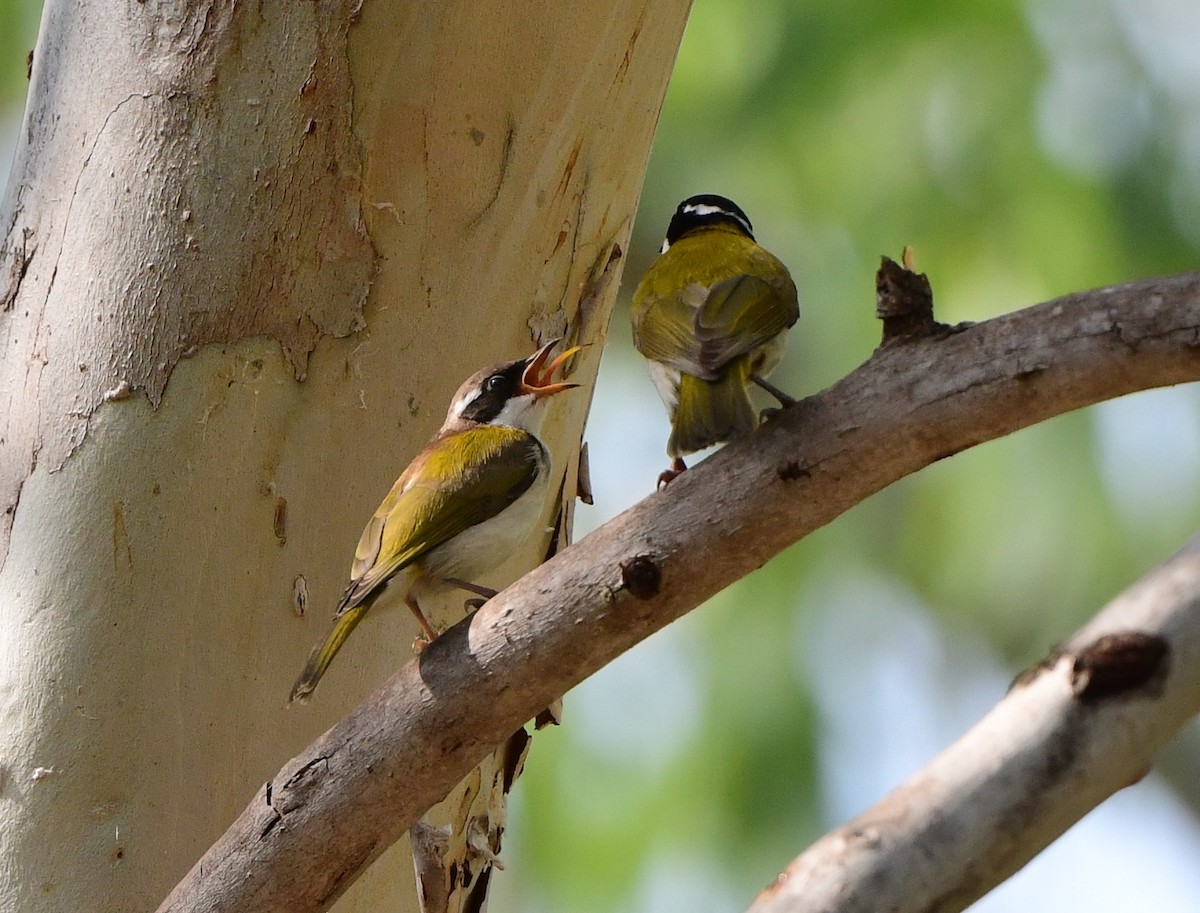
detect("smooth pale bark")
[749,537,1200,913]
[0,2,691,912]
[156,273,1200,913]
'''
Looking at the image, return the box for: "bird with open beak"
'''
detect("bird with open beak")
[290,338,582,702]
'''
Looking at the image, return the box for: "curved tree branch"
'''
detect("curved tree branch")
[157,270,1200,913]
[749,534,1200,913]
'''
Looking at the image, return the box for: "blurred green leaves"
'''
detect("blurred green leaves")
[0,0,35,113]
[512,2,1200,910]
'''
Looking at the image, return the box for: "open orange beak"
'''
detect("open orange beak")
[520,338,585,396]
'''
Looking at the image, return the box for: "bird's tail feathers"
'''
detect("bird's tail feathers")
[668,357,755,458]
[289,602,370,703]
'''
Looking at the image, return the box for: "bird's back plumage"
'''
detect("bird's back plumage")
[633,224,799,456]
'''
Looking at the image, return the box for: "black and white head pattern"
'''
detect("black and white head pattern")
[450,358,528,426]
[662,193,755,253]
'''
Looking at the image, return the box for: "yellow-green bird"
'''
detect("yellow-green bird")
[290,339,581,703]
[632,194,799,480]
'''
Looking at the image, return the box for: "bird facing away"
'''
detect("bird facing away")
[289,339,582,703]
[631,194,799,479]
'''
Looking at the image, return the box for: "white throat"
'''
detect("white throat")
[492,393,548,433]
[449,389,549,434]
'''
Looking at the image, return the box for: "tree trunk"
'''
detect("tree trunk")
[0,2,691,911]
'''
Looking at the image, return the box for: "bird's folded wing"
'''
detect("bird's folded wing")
[339,427,543,611]
[693,272,799,374]
[634,269,799,379]
[632,283,720,380]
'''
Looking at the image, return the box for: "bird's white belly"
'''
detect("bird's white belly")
[417,464,552,586]
[647,361,682,417]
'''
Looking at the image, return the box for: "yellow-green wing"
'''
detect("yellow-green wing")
[338,426,543,613]
[631,282,712,376]
[692,268,798,375]
[632,231,798,378]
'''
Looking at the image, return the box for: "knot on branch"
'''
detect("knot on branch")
[1071,631,1169,703]
[876,249,943,344]
[620,554,662,600]
[776,459,811,481]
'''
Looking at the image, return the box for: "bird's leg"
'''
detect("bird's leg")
[406,594,440,653]
[445,577,499,611]
[751,374,798,412]
[657,457,688,489]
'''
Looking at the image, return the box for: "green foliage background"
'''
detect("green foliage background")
[3,2,1199,911]
[500,3,1200,911]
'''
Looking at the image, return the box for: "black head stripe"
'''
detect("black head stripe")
[664,193,755,246]
[459,358,526,423]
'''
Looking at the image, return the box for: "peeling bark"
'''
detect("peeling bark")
[0,2,692,911]
[0,2,371,521]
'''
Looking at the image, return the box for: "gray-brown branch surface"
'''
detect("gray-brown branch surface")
[157,269,1200,913]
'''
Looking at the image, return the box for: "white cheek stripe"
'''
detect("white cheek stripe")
[452,389,480,419]
[679,202,752,237]
[681,203,729,218]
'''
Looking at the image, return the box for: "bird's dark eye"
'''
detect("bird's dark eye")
[485,374,508,394]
